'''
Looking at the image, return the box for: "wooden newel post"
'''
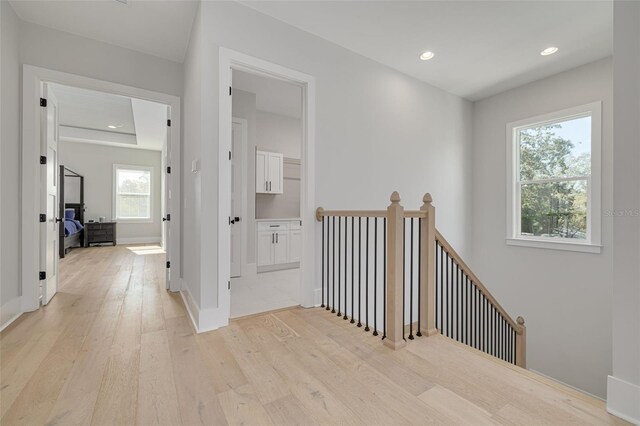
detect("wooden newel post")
[515,316,527,368]
[420,193,438,336]
[384,191,406,350]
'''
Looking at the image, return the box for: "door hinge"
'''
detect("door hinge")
[40,214,46,223]
[229,86,232,96]
[39,271,46,280]
[40,156,47,165]
[166,261,170,268]
[166,166,171,174]
[167,119,172,127]
[228,281,231,290]
[229,151,232,160]
[166,214,171,221]
[40,98,47,107]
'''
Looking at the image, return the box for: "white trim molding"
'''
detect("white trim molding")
[506,101,602,253]
[0,297,23,332]
[607,375,640,425]
[217,48,316,330]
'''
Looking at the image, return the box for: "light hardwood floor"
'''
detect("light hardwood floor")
[0,245,628,425]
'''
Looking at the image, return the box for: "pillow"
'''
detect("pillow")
[64,208,75,220]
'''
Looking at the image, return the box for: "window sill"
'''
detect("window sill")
[505,238,602,254]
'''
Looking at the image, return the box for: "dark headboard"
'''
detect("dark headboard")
[65,203,85,225]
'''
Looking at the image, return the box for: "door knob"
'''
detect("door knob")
[55,217,63,223]
[162,217,167,221]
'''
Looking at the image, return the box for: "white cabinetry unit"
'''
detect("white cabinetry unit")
[256,150,283,194]
[257,220,302,270]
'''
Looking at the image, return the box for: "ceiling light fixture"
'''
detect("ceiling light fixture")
[540,47,559,56]
[107,125,118,129]
[419,51,435,61]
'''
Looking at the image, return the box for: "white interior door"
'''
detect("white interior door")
[164,107,171,289]
[41,83,59,305]
[230,120,243,278]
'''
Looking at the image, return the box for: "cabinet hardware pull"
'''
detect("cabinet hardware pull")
[276,233,278,243]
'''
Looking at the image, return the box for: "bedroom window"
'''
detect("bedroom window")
[506,102,602,253]
[113,164,153,222]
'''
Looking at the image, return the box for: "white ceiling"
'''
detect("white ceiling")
[243,1,613,100]
[9,0,198,63]
[233,70,302,118]
[51,84,167,151]
[11,1,612,100]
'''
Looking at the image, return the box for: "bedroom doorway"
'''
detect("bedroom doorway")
[22,66,182,311]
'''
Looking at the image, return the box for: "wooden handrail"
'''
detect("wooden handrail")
[435,229,524,334]
[315,208,426,221]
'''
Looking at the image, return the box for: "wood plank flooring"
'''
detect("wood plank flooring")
[0,245,628,425]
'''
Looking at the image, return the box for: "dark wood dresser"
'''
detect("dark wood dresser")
[85,222,117,247]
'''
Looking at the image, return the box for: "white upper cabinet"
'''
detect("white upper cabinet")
[256,150,284,194]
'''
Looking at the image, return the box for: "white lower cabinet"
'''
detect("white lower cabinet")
[257,220,301,268]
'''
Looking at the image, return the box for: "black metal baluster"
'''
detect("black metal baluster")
[417,220,422,337]
[402,219,406,340]
[457,265,461,342]
[337,217,341,317]
[440,244,444,333]
[409,218,414,340]
[464,274,467,345]
[322,217,325,308]
[446,252,450,337]
[383,218,387,339]
[358,217,362,327]
[344,217,348,320]
[332,217,335,313]
[351,217,355,324]
[435,242,439,332]
[373,218,378,336]
[365,217,370,332]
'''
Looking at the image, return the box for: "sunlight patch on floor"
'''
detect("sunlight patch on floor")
[126,245,165,255]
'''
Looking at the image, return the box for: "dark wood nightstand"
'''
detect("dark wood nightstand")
[85,222,117,247]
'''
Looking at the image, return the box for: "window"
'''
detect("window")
[113,164,153,222]
[506,102,601,253]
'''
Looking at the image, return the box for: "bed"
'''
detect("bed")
[59,166,85,258]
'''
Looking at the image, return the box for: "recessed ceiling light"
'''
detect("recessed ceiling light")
[419,51,435,61]
[540,47,559,56]
[107,125,117,129]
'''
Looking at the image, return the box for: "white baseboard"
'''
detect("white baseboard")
[0,297,23,332]
[179,283,229,334]
[116,236,161,245]
[607,375,640,425]
[312,288,322,307]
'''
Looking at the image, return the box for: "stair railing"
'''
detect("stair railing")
[316,191,526,367]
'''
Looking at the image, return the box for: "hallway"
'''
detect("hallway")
[0,246,627,425]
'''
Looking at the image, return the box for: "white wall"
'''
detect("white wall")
[608,2,640,422]
[256,110,302,159]
[0,6,183,329]
[470,58,613,398]
[59,141,162,243]
[181,4,203,310]
[182,1,472,322]
[0,0,21,328]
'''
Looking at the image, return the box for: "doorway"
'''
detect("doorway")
[218,48,317,323]
[21,65,182,311]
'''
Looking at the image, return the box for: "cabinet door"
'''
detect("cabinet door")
[257,231,274,266]
[267,153,284,194]
[273,231,289,264]
[289,229,302,263]
[256,150,268,194]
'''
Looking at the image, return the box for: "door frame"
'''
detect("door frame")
[21,65,182,312]
[219,48,317,322]
[231,117,248,277]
